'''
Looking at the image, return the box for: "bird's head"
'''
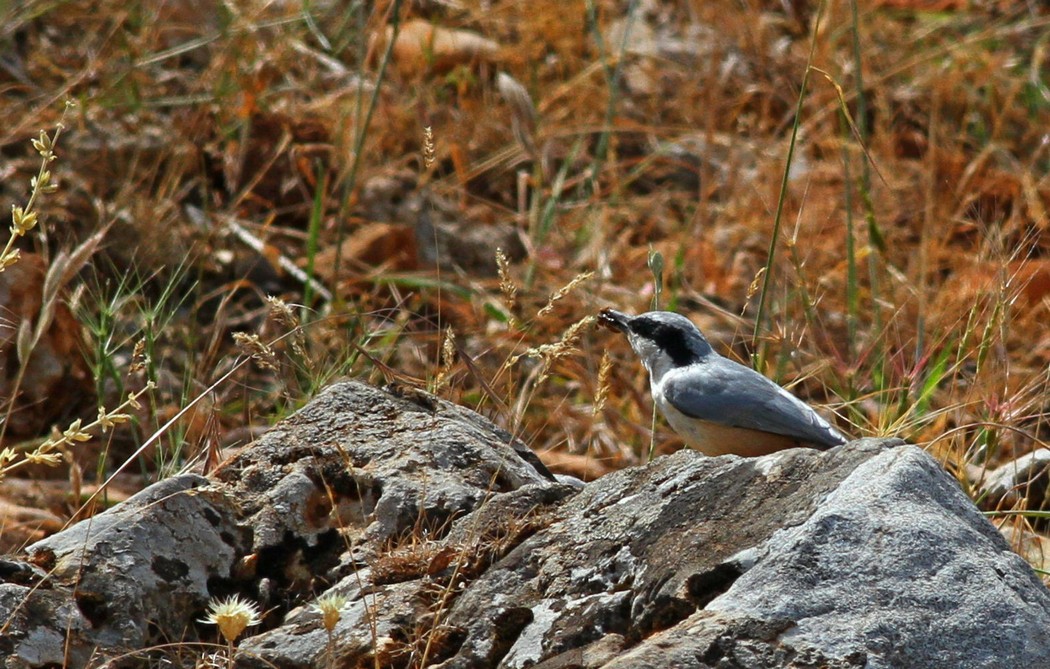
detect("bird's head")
[598,309,713,378]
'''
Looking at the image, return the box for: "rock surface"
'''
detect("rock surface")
[982,447,1050,509]
[2,381,1049,669]
[1,473,240,667]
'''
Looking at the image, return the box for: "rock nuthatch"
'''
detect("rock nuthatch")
[599,309,846,457]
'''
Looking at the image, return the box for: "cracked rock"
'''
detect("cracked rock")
[2,383,1049,669]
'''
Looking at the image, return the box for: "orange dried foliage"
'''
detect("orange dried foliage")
[867,0,969,9]
[219,111,334,216]
[314,222,419,284]
[385,19,501,77]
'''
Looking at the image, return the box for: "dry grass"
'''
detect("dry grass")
[2,0,1050,641]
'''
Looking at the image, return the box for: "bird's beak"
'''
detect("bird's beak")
[597,308,631,333]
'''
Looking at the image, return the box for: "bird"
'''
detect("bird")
[598,308,847,457]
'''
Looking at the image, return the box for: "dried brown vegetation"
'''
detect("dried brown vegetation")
[1,0,1049,581]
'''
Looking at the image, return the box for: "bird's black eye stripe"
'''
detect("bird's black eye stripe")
[630,317,698,366]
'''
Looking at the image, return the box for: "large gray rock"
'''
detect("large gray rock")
[700,446,1045,669]
[2,381,1048,669]
[1,381,555,668]
[434,440,1050,669]
[1,473,240,667]
[599,445,1050,669]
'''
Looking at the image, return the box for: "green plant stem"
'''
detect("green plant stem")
[583,0,638,197]
[751,2,825,367]
[333,0,403,282]
[304,161,327,311]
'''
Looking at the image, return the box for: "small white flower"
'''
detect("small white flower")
[199,595,262,643]
[313,593,348,633]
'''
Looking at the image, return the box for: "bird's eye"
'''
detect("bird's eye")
[631,318,698,365]
[630,318,660,339]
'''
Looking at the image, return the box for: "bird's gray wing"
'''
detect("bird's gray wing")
[662,357,846,448]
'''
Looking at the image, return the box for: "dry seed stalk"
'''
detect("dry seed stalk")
[233,332,279,371]
[432,325,457,393]
[537,271,593,319]
[593,350,613,416]
[746,267,766,301]
[423,126,436,170]
[129,338,148,374]
[0,382,154,481]
[496,248,519,327]
[507,316,596,417]
[266,296,308,361]
[512,315,595,370]
[1,101,75,271]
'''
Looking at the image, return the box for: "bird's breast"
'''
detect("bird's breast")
[652,388,803,457]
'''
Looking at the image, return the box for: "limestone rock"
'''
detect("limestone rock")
[981,447,1050,508]
[2,382,1049,669]
[2,474,240,667]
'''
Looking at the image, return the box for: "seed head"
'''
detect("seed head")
[313,593,348,632]
[199,595,263,643]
